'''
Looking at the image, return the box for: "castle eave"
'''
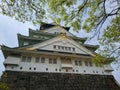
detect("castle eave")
[1,46,92,58]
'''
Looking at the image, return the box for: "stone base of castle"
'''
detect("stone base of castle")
[1,71,120,90]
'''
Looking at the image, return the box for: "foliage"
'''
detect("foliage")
[92,55,114,66]
[0,83,9,90]
[0,72,9,90]
[0,0,120,63]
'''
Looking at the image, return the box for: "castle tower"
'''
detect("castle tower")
[1,23,120,90]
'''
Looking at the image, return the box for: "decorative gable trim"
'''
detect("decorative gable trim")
[24,34,95,56]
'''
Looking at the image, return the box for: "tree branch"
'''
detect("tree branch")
[109,47,120,57]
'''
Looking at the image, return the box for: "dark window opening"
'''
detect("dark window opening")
[46,68,48,71]
[34,67,36,70]
[29,67,31,70]
[55,68,57,71]
[76,70,78,72]
[20,67,22,70]
[73,48,75,51]
[11,67,14,69]
[53,45,56,49]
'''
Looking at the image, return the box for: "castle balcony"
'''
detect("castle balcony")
[103,65,113,72]
[61,63,73,68]
[4,56,20,66]
[60,57,73,69]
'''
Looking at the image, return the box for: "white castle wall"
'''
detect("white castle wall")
[5,56,112,75]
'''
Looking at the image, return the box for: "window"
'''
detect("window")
[21,56,26,62]
[85,61,88,66]
[76,70,78,72]
[53,58,57,64]
[29,67,31,70]
[84,60,93,67]
[55,68,57,71]
[75,60,78,65]
[62,46,64,50]
[75,60,82,66]
[59,69,61,71]
[73,70,74,72]
[35,57,45,63]
[21,56,31,62]
[20,67,22,70]
[23,42,29,46]
[58,46,60,49]
[11,67,14,69]
[46,68,48,71]
[35,57,40,63]
[89,61,93,66]
[27,57,31,62]
[53,45,56,49]
[53,45,75,51]
[41,57,45,63]
[73,48,75,51]
[79,61,82,66]
[68,47,71,51]
[55,32,59,35]
[34,67,36,70]
[65,47,67,50]
[49,58,57,64]
[49,58,52,64]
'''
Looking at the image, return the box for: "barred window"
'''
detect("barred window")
[21,56,26,62]
[41,57,45,63]
[27,57,31,62]
[21,56,31,62]
[85,61,88,66]
[53,45,75,51]
[53,45,56,49]
[49,58,57,64]
[35,57,40,63]
[75,60,82,66]
[79,61,82,66]
[49,58,52,64]
[89,61,93,66]
[75,60,78,65]
[73,48,75,51]
[53,58,57,64]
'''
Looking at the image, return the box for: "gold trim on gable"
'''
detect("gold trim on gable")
[25,47,34,50]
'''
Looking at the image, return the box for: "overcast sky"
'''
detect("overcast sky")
[0,14,120,85]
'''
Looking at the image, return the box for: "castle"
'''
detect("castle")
[1,23,120,90]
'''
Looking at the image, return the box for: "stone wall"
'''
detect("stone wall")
[1,71,120,90]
